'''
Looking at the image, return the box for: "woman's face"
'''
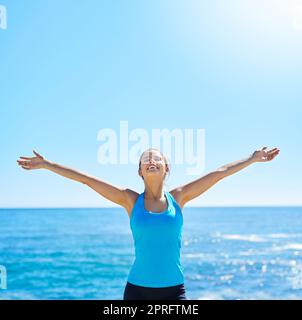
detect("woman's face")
[139,150,168,181]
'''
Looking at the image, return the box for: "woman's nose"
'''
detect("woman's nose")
[149,158,157,163]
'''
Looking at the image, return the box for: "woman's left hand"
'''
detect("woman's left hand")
[251,146,280,162]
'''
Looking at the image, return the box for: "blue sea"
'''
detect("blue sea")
[1,207,302,300]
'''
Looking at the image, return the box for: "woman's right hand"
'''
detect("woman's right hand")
[17,150,48,170]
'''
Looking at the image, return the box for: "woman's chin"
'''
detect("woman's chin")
[146,170,160,175]
[144,171,164,179]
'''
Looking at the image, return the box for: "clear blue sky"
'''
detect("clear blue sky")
[1,0,301,207]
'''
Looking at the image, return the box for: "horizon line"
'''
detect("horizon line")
[1,205,302,209]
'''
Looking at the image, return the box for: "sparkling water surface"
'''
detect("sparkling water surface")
[1,207,302,300]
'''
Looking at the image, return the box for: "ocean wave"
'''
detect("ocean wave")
[183,253,205,259]
[219,234,267,242]
[272,243,302,251]
[197,292,224,300]
[267,233,302,239]
[213,233,302,243]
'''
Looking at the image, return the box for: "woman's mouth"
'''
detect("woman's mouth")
[147,165,158,171]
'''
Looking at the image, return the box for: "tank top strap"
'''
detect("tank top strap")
[164,190,173,202]
[165,191,182,212]
[130,192,144,218]
[135,192,144,207]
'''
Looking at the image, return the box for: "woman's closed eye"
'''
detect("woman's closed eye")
[141,156,162,164]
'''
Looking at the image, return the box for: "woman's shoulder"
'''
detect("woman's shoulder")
[167,189,184,210]
[124,189,140,218]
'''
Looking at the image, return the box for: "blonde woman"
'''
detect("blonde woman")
[17,146,280,300]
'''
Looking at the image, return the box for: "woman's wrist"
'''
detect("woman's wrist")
[248,153,257,164]
[42,159,53,169]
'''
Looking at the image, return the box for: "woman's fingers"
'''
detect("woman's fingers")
[17,160,31,167]
[266,151,279,161]
[17,160,31,165]
[18,160,32,169]
[33,150,43,158]
[20,156,33,160]
[268,150,278,155]
[269,150,280,156]
[261,147,280,153]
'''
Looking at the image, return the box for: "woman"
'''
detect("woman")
[17,146,280,300]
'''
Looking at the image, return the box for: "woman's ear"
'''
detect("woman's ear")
[138,168,144,180]
[164,164,170,180]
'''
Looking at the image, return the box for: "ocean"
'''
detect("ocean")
[0,207,302,300]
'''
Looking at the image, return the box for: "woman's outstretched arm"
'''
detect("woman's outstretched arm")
[170,146,280,208]
[17,150,138,216]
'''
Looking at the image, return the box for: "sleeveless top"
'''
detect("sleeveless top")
[127,191,184,287]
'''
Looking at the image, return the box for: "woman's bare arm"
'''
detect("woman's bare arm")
[17,150,138,215]
[170,146,280,208]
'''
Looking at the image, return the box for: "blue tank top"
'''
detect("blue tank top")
[127,191,184,287]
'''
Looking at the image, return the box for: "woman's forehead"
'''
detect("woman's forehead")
[141,150,162,158]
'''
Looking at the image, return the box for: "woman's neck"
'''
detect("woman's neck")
[144,180,165,200]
